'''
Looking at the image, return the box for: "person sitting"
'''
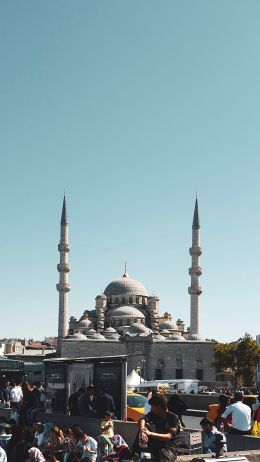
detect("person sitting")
[0,446,7,462]
[34,422,48,450]
[213,394,232,432]
[200,417,227,455]
[133,394,180,462]
[102,434,129,462]
[221,391,251,435]
[27,447,46,462]
[77,432,97,461]
[45,426,64,460]
[62,428,76,462]
[97,412,114,461]
[101,411,114,439]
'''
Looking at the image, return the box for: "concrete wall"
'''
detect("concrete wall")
[181,394,219,410]
[41,413,138,446]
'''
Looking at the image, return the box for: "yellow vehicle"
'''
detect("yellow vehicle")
[127,391,148,422]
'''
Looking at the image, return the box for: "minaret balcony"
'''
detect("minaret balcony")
[57,263,71,273]
[58,243,71,252]
[56,282,71,292]
[188,285,202,295]
[189,246,202,256]
[189,266,202,276]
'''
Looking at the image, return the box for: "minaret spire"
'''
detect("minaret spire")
[61,195,68,225]
[56,195,71,355]
[188,197,202,336]
[123,261,129,278]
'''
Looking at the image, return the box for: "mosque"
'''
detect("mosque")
[56,198,215,382]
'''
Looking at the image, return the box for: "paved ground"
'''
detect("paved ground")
[182,415,202,430]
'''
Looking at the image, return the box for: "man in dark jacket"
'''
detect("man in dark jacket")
[78,385,97,417]
[69,388,85,416]
[96,388,115,418]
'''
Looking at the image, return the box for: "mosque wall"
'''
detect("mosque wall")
[60,339,127,358]
[60,339,216,381]
[148,342,215,382]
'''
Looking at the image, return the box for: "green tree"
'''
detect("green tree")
[213,333,260,387]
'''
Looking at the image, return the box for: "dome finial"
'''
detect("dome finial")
[123,261,129,278]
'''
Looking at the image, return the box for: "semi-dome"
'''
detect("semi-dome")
[168,333,187,342]
[125,323,152,336]
[188,333,205,341]
[160,321,178,331]
[104,272,148,297]
[111,306,145,318]
[68,332,87,340]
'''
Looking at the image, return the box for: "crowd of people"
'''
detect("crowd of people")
[1,380,260,462]
[68,386,116,418]
[0,381,129,462]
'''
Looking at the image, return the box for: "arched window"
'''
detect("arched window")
[129,297,133,304]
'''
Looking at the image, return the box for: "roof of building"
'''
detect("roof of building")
[111,306,145,318]
[104,272,148,297]
[159,321,178,331]
[125,323,152,336]
[68,332,87,340]
[168,333,187,342]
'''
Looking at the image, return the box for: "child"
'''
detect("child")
[101,411,114,439]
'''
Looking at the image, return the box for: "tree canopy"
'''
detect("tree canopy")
[214,333,260,387]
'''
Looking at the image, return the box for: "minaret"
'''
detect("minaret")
[188,197,202,335]
[56,196,71,354]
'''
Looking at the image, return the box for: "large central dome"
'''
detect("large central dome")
[104,271,148,297]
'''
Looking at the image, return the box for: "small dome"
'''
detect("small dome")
[92,332,105,340]
[111,306,145,318]
[104,327,117,333]
[78,318,92,328]
[104,273,148,297]
[168,333,187,342]
[125,323,152,336]
[152,333,166,342]
[68,332,87,340]
[160,321,178,331]
[188,333,204,341]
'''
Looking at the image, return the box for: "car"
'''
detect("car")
[127,391,148,422]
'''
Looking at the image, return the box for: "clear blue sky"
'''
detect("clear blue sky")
[1,1,260,342]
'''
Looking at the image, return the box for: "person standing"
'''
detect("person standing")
[167,393,187,428]
[69,388,85,416]
[9,382,23,409]
[221,391,251,435]
[96,389,115,419]
[78,385,96,417]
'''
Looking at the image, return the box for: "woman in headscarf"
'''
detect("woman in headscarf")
[27,447,46,462]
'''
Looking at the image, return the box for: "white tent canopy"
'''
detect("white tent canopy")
[127,369,145,386]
